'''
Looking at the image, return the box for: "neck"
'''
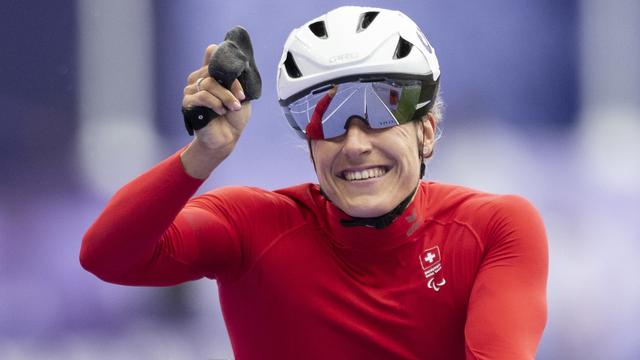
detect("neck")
[319,186,419,229]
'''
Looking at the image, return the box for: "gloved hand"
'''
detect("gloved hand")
[182,26,262,136]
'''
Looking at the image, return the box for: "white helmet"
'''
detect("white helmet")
[277,6,440,103]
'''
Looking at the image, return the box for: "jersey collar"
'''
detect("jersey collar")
[315,182,429,251]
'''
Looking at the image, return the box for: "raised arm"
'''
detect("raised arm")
[464,195,549,360]
[80,44,251,285]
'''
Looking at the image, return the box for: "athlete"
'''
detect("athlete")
[80,6,548,359]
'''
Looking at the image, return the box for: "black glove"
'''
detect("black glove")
[182,26,262,136]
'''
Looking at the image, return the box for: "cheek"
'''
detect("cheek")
[396,156,420,185]
[311,141,336,178]
[387,129,421,166]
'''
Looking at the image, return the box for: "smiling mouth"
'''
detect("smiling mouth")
[338,166,390,181]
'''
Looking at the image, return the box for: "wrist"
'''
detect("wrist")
[180,139,228,179]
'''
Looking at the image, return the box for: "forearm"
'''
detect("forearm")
[80,149,204,282]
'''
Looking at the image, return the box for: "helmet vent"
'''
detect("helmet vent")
[357,11,379,32]
[284,52,302,78]
[309,21,328,39]
[393,36,413,59]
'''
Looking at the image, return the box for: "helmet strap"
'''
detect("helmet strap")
[419,118,427,179]
[338,186,418,229]
[307,140,319,174]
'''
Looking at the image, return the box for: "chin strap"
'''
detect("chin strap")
[320,186,418,229]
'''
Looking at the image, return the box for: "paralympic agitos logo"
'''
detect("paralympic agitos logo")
[419,246,446,292]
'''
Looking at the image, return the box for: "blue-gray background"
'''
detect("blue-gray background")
[1,0,639,358]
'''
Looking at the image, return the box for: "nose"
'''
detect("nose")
[341,117,372,159]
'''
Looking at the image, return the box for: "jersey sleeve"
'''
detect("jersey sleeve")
[79,149,243,286]
[464,195,548,360]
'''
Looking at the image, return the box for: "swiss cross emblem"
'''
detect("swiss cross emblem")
[420,247,441,270]
[419,246,446,292]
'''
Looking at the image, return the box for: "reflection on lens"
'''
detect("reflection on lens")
[283,78,427,139]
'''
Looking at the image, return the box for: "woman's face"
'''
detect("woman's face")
[311,115,435,218]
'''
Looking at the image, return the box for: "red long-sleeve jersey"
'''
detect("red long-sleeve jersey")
[80,150,548,360]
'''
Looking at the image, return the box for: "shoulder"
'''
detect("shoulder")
[273,183,321,206]
[424,182,545,248]
[182,185,320,258]
[426,182,540,220]
[187,183,319,224]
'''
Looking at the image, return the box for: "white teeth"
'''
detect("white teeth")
[342,167,387,181]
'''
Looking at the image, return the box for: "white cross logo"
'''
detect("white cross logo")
[424,252,436,263]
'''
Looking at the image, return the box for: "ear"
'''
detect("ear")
[420,113,437,158]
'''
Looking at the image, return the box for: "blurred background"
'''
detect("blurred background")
[1,0,639,358]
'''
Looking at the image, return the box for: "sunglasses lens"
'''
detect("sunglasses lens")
[283,78,428,140]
